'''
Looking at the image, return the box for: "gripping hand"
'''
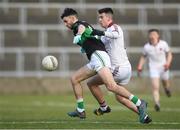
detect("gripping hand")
[80,48,86,53]
[92,29,104,36]
[137,67,142,77]
[164,64,170,71]
[73,35,81,44]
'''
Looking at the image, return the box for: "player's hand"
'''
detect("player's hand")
[73,35,81,44]
[92,29,104,36]
[164,64,170,71]
[137,68,142,77]
[80,47,86,53]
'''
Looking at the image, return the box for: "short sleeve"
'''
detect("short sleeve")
[142,45,147,56]
[164,41,170,52]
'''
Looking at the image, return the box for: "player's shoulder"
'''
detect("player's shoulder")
[112,23,120,28]
[144,42,150,48]
[77,20,91,27]
[144,42,154,52]
[159,39,168,44]
[79,20,87,24]
[108,23,121,30]
[158,40,170,48]
[108,23,123,34]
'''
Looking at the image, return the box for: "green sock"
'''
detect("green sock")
[77,98,85,112]
[129,95,141,106]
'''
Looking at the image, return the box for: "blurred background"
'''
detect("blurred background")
[0,0,180,94]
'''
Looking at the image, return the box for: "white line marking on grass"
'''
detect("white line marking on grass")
[0,121,179,125]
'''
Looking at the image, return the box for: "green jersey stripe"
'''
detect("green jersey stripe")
[94,51,105,67]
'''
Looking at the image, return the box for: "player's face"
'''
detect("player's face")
[148,31,160,45]
[98,13,109,28]
[62,16,75,29]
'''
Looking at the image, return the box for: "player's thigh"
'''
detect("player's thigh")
[72,65,96,82]
[98,67,116,86]
[87,75,104,87]
[88,51,114,86]
[87,50,111,72]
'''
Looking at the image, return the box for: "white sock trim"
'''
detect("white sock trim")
[77,98,83,103]
[77,107,85,113]
[129,94,134,100]
[100,106,108,111]
[136,99,141,106]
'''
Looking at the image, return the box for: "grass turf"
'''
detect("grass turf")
[0,93,179,129]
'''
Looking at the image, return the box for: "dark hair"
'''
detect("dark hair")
[148,29,160,34]
[98,8,113,14]
[61,8,78,19]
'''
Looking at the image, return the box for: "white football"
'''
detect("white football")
[42,55,58,71]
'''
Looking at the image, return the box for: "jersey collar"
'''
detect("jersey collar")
[108,22,114,28]
[71,21,79,30]
[149,39,160,46]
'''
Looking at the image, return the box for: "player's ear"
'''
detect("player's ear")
[71,15,77,21]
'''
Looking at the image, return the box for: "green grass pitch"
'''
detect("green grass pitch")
[0,92,180,129]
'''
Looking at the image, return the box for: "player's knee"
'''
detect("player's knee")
[87,81,92,88]
[152,85,159,91]
[70,75,78,85]
[106,83,117,92]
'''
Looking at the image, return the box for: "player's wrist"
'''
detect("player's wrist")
[92,29,104,36]
[164,63,170,70]
[137,66,142,72]
[104,31,111,37]
[73,35,81,44]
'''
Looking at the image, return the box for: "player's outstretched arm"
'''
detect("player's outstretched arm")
[92,29,120,39]
[164,51,173,71]
[137,55,146,77]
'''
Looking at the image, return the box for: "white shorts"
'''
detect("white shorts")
[111,65,132,85]
[87,50,111,72]
[149,67,169,80]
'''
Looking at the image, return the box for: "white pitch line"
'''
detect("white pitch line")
[0,121,179,125]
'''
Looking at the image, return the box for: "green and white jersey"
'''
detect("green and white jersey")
[72,21,106,60]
